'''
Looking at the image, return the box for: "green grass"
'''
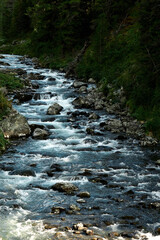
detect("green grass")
[0,72,23,90]
[0,130,7,153]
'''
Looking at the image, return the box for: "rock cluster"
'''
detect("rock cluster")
[71,79,158,146]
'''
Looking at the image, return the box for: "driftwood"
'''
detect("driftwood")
[65,41,89,78]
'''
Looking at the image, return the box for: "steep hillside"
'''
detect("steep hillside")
[0,0,160,137]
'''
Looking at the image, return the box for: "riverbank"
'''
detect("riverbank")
[0,53,158,149]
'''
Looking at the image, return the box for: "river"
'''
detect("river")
[0,54,160,240]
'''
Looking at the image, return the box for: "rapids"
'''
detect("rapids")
[0,54,160,240]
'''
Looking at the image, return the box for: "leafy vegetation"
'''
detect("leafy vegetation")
[0,129,7,153]
[0,72,23,90]
[0,0,160,137]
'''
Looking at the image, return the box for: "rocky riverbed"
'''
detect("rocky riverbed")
[0,54,160,240]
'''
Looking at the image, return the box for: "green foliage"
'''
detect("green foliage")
[0,129,7,152]
[0,92,11,119]
[0,0,160,138]
[0,73,23,90]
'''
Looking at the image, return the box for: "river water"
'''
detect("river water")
[0,54,160,240]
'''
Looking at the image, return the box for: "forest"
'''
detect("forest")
[0,0,160,138]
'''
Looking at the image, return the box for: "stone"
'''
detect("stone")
[85,229,94,235]
[9,169,36,177]
[51,206,65,214]
[156,160,160,165]
[72,97,92,109]
[79,86,87,93]
[50,163,62,172]
[29,124,45,134]
[52,182,78,194]
[28,72,45,80]
[14,92,33,103]
[76,199,86,203]
[32,128,49,139]
[88,78,96,84]
[69,204,80,211]
[73,81,87,88]
[73,223,85,231]
[47,103,63,115]
[0,109,31,138]
[77,191,90,198]
[89,112,100,120]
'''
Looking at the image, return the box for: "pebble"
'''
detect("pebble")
[73,223,85,231]
[76,198,86,203]
[69,204,80,211]
[85,229,94,235]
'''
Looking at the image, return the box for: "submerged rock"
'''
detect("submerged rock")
[14,92,33,103]
[47,103,63,115]
[9,169,36,177]
[0,109,31,138]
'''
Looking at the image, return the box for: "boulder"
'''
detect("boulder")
[14,92,33,103]
[52,182,78,194]
[32,128,49,139]
[47,103,63,115]
[0,109,31,138]
[9,169,36,177]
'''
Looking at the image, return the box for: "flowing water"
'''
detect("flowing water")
[0,54,160,240]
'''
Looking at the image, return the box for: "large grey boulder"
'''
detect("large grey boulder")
[47,103,63,115]
[0,109,31,138]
